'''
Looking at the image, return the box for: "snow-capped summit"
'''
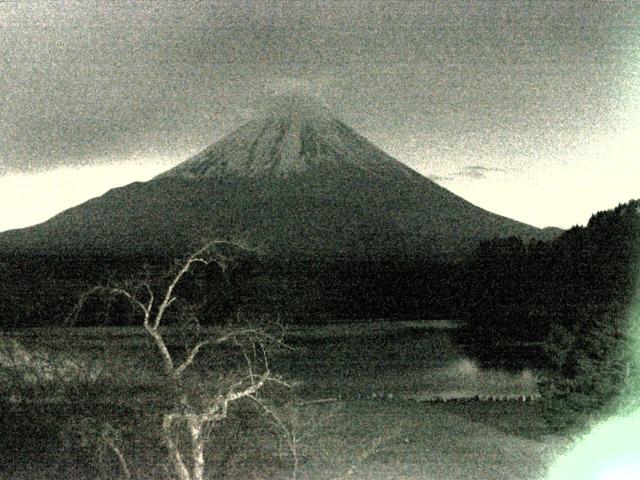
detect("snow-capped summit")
[157,95,414,180]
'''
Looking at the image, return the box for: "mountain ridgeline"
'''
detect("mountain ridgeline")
[0,100,550,261]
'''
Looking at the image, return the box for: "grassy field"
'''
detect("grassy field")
[0,322,570,479]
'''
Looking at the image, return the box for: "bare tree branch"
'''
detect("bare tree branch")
[173,340,210,378]
[162,414,192,480]
[101,424,131,480]
[70,240,290,480]
[248,395,302,480]
[153,240,250,329]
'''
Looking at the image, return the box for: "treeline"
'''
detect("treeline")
[0,254,166,327]
[458,199,640,427]
[0,249,462,328]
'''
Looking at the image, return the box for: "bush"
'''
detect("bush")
[539,304,632,431]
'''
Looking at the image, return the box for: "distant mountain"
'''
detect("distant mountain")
[0,96,556,261]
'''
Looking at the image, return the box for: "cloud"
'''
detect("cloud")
[263,77,327,99]
[427,165,505,182]
[427,174,454,182]
[452,165,507,179]
[246,76,335,115]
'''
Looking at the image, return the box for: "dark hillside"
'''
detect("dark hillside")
[458,199,640,428]
[460,199,640,347]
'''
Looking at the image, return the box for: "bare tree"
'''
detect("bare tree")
[73,241,290,480]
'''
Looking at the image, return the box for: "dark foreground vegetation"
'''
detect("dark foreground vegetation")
[458,199,640,429]
[0,199,638,478]
[0,324,564,480]
[0,253,461,328]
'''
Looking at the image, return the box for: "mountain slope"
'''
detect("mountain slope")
[0,99,552,260]
[156,99,418,182]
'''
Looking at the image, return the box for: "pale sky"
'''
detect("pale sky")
[1,1,639,232]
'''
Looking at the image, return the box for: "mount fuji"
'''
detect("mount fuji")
[0,97,552,261]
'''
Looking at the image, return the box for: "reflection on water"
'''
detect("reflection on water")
[9,321,543,402]
[280,321,540,400]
